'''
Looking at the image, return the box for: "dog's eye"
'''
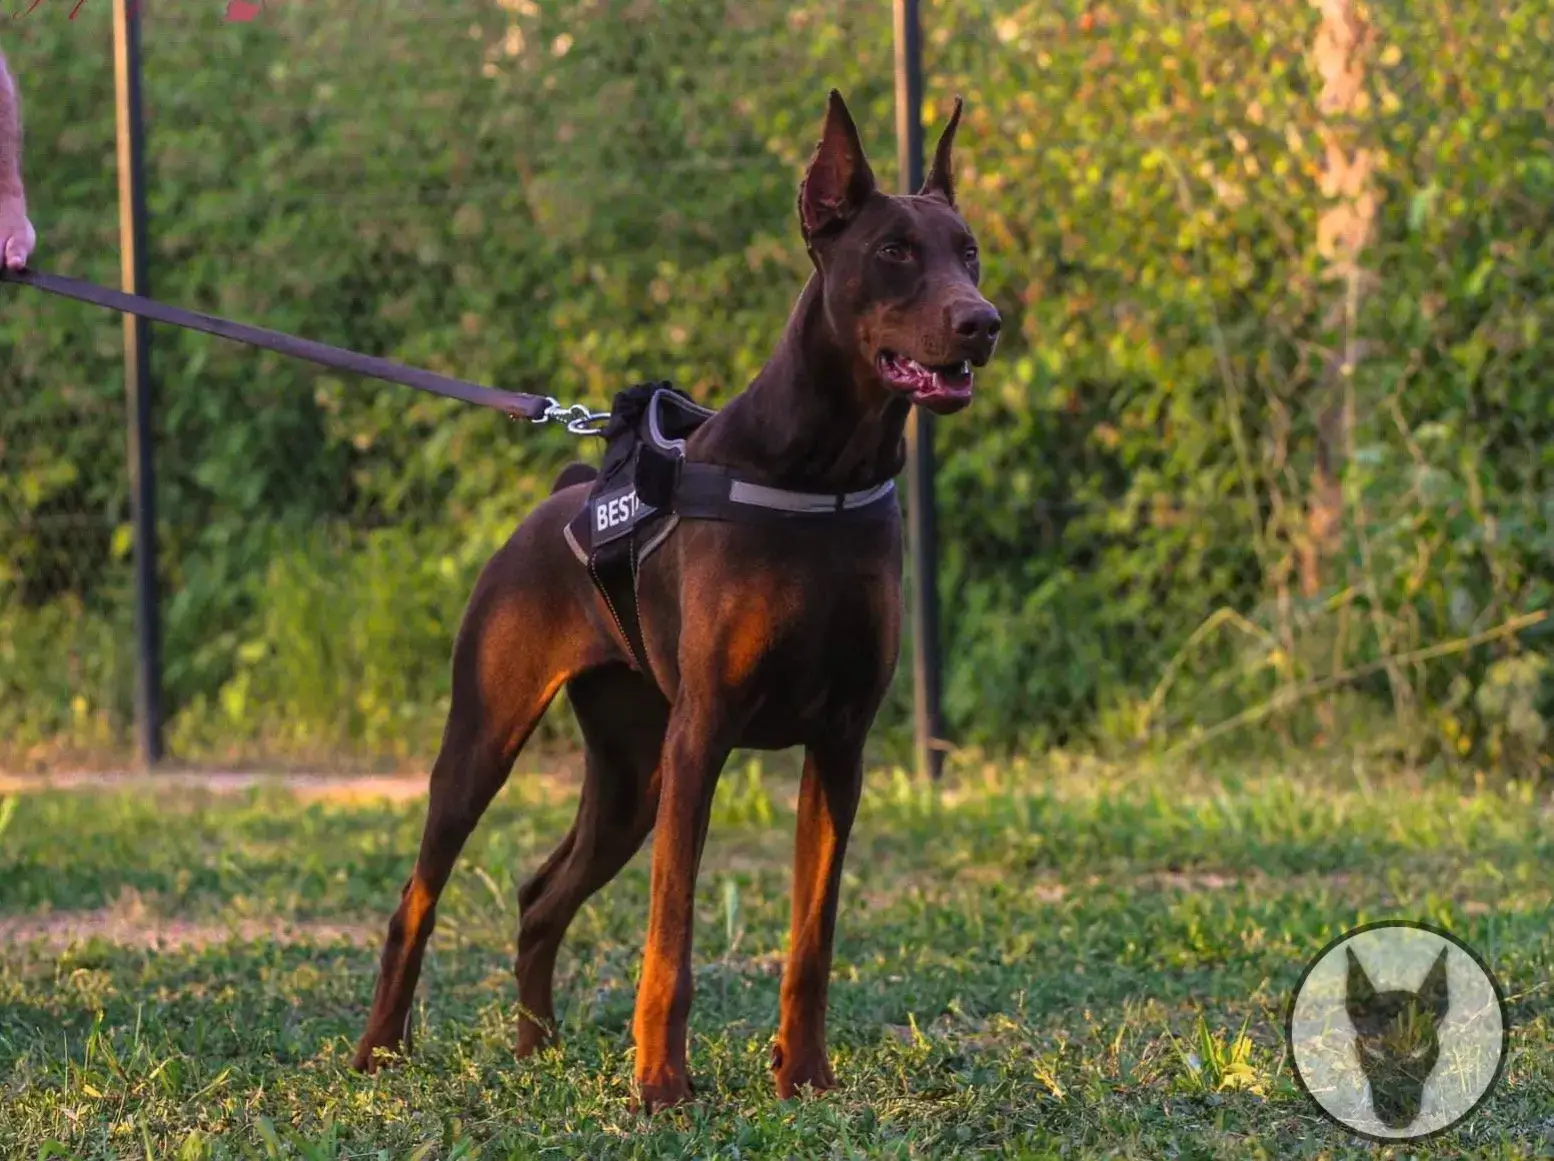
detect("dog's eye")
[964,245,979,265]
[877,242,911,262]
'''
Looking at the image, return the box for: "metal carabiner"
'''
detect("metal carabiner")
[535,397,611,437]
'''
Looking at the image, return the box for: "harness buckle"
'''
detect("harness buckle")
[635,442,682,510]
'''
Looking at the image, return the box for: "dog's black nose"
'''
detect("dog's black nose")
[952,301,1001,344]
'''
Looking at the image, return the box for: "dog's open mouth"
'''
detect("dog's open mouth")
[876,351,974,412]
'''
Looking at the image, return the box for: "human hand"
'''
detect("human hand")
[0,193,35,270]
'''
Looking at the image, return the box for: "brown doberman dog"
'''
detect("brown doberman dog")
[352,90,1000,1110]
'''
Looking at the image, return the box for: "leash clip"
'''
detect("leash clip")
[534,397,611,436]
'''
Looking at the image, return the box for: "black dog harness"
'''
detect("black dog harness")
[564,382,898,676]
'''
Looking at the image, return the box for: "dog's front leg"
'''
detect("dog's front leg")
[631,695,736,1112]
[772,738,865,1098]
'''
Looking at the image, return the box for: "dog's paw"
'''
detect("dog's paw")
[515,1015,560,1060]
[349,1040,405,1074]
[632,1069,695,1114]
[771,1044,837,1099]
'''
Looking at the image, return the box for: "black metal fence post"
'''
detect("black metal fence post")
[893,0,945,781]
[112,0,163,766]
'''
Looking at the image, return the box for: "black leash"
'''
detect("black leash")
[0,267,609,433]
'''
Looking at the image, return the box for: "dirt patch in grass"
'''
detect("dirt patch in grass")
[0,766,582,805]
[0,890,378,953]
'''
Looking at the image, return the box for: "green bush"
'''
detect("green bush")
[1,0,1549,773]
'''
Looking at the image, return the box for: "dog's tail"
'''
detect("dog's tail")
[551,462,599,494]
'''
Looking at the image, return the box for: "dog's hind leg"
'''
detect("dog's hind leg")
[351,533,603,1073]
[514,663,667,1057]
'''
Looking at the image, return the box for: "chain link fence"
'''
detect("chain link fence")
[2,0,1550,776]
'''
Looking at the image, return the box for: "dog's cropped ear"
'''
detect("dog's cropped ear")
[1419,947,1450,1023]
[920,96,963,206]
[798,90,877,241]
[1345,948,1377,1018]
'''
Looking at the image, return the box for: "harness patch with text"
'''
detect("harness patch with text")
[594,486,647,537]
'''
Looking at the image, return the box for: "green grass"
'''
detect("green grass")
[1,757,1550,1159]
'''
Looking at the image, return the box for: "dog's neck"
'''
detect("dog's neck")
[694,275,912,494]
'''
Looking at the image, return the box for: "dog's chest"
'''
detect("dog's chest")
[732,546,903,740]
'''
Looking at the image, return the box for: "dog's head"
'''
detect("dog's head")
[1345,946,1450,1129]
[797,90,1000,415]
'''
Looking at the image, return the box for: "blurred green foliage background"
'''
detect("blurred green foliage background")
[1,0,1549,774]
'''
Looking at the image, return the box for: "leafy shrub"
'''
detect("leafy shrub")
[1,0,1548,773]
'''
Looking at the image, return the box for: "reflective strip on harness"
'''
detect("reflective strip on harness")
[728,477,896,514]
[672,463,897,524]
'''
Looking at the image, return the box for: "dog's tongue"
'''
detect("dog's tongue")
[880,352,973,410]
